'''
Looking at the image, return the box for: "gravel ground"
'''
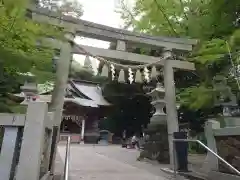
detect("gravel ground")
[56,144,173,180]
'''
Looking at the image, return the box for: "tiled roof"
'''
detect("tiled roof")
[14,80,110,107]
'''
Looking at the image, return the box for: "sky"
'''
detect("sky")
[73,0,127,73]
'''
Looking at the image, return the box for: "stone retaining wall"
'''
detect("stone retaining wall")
[215,135,240,174]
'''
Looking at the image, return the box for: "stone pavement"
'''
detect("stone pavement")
[53,150,65,180]
[57,144,173,180]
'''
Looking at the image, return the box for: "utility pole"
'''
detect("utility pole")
[48,31,74,175]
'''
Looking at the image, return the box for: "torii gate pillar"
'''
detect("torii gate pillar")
[163,49,179,167]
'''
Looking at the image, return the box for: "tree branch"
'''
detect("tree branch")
[178,0,189,20]
[120,0,139,30]
[153,0,179,37]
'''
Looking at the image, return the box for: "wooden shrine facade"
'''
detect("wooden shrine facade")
[14,79,110,143]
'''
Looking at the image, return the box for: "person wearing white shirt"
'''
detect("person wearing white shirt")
[131,134,139,149]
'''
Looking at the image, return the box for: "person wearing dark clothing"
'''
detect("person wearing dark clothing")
[122,130,127,148]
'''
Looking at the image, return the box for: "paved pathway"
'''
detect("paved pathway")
[57,144,172,180]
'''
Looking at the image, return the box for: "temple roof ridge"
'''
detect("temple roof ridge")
[14,79,110,107]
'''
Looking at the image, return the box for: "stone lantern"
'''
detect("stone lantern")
[148,83,166,127]
[213,75,240,127]
[220,88,240,127]
[142,82,169,163]
[20,75,38,105]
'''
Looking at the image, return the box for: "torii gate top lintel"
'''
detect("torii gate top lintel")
[29,7,198,52]
[29,7,197,71]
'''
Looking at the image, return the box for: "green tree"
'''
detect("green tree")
[117,0,240,110]
[113,0,240,137]
[0,0,61,75]
[0,0,61,111]
[38,0,83,18]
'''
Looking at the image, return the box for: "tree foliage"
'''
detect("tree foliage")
[112,0,240,135]
[0,0,61,111]
[0,0,61,72]
[37,0,83,18]
[117,0,240,110]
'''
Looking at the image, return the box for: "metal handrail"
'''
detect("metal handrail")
[172,139,240,176]
[63,135,71,180]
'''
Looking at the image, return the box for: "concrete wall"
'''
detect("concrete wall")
[0,102,54,180]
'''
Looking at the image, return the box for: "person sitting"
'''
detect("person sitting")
[131,134,139,149]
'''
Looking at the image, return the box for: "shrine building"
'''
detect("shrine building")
[13,79,111,144]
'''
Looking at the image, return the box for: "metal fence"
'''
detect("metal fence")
[63,136,71,180]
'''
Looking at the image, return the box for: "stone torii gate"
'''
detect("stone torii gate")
[28,6,197,171]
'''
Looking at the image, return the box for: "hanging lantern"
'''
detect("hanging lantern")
[101,64,109,77]
[118,69,125,82]
[135,70,142,83]
[151,66,158,79]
